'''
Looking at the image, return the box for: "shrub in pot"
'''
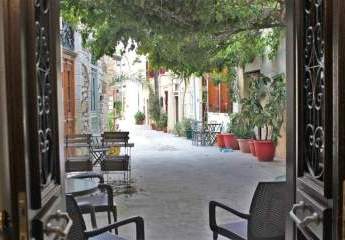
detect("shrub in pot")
[229,113,253,153]
[148,88,161,129]
[253,74,287,161]
[134,111,145,125]
[222,133,239,150]
[182,119,193,139]
[157,113,168,132]
[174,122,184,136]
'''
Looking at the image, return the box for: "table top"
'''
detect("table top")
[65,178,99,196]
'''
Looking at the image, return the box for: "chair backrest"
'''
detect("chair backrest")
[102,131,129,144]
[65,195,86,240]
[65,134,91,144]
[248,182,288,240]
[191,121,202,131]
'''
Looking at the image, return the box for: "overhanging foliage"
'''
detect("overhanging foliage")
[61,0,285,77]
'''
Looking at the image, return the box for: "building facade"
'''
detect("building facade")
[61,21,105,135]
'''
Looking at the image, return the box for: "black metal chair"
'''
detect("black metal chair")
[209,182,288,240]
[101,132,131,183]
[67,172,118,228]
[66,194,145,240]
[65,134,93,172]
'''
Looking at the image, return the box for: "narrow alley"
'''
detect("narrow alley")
[99,121,286,240]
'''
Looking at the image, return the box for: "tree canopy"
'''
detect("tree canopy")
[61,0,285,76]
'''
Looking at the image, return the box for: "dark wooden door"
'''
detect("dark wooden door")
[62,57,76,136]
[3,0,70,239]
[287,0,344,239]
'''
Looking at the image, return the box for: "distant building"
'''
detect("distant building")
[60,21,105,136]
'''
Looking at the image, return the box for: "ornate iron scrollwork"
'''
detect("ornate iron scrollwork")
[303,0,325,180]
[61,21,75,51]
[35,0,55,185]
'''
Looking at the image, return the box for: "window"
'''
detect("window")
[91,69,97,111]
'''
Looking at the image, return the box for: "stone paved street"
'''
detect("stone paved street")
[95,122,285,240]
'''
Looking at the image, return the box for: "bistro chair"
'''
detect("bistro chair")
[209,181,288,240]
[65,134,93,172]
[66,194,145,240]
[67,172,118,227]
[101,132,131,183]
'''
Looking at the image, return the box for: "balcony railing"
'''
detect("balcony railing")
[61,21,75,51]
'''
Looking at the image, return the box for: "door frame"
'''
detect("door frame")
[331,0,345,239]
[286,0,345,239]
[2,0,66,238]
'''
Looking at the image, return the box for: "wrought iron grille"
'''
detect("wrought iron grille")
[303,0,325,181]
[35,0,56,185]
[61,21,75,50]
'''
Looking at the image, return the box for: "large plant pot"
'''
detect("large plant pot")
[249,140,256,156]
[136,120,144,125]
[237,138,251,153]
[185,130,193,139]
[254,140,275,161]
[223,134,239,150]
[216,134,225,148]
[151,123,157,130]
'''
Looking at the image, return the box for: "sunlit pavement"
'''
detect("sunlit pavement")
[94,120,285,240]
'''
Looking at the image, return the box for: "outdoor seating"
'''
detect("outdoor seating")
[101,132,132,183]
[66,194,145,240]
[209,181,288,240]
[67,172,118,228]
[192,122,222,146]
[65,134,93,172]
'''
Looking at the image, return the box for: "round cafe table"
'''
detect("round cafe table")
[65,177,98,197]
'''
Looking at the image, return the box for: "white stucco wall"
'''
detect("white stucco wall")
[116,51,147,123]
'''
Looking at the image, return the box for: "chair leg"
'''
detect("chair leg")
[107,210,111,225]
[213,232,218,240]
[112,207,118,235]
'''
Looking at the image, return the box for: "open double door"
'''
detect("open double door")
[1,0,345,239]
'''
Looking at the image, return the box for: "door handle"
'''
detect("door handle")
[44,210,73,239]
[289,201,320,240]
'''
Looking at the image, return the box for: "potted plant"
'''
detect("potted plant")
[216,133,225,148]
[158,113,168,132]
[148,89,161,130]
[182,119,193,139]
[229,113,253,153]
[223,122,239,150]
[174,122,184,136]
[134,111,145,125]
[253,74,286,161]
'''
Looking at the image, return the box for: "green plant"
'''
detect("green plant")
[228,112,254,139]
[247,73,287,143]
[261,73,287,143]
[113,101,122,116]
[182,118,192,131]
[157,113,168,129]
[134,111,145,124]
[174,122,184,137]
[148,88,161,124]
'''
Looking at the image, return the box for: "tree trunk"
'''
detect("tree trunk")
[154,70,159,96]
[182,77,189,120]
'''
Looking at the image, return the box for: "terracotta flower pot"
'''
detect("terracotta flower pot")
[237,138,251,153]
[249,140,256,156]
[216,134,225,148]
[223,133,239,150]
[254,140,275,161]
